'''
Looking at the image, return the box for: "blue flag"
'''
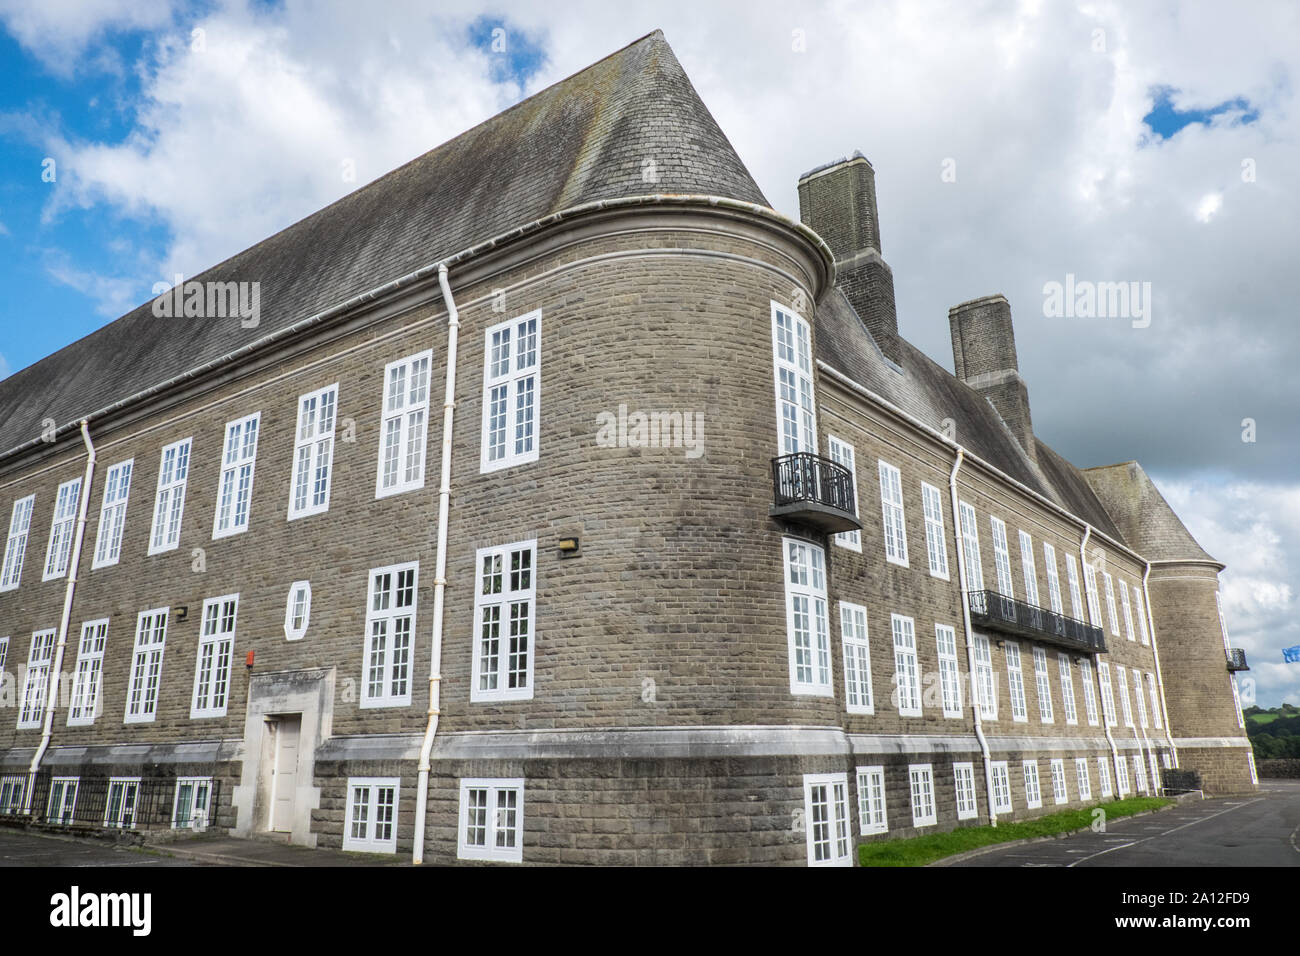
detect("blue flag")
[1284,645,1300,664]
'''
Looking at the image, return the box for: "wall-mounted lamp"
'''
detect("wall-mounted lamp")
[558,537,580,557]
[175,606,188,623]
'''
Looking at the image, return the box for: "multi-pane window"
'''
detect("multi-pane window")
[1115,664,1134,728]
[1058,654,1078,725]
[1032,647,1054,723]
[1132,754,1147,794]
[1097,756,1113,798]
[954,762,978,820]
[67,619,109,726]
[878,461,908,566]
[990,517,1014,599]
[840,603,873,715]
[1023,760,1042,809]
[1218,594,1246,729]
[0,636,7,673]
[990,762,1012,813]
[1043,543,1064,615]
[481,312,541,473]
[1115,755,1130,796]
[288,384,338,519]
[191,594,238,718]
[972,634,997,720]
[1065,553,1084,620]
[1248,751,1259,786]
[18,629,57,729]
[1119,581,1136,642]
[1050,758,1068,804]
[1097,661,1117,728]
[472,542,537,703]
[1102,571,1120,636]
[284,581,311,641]
[47,777,78,825]
[803,773,852,866]
[378,351,432,495]
[344,777,400,854]
[827,436,861,552]
[363,563,418,708]
[935,624,963,718]
[173,777,212,830]
[1132,669,1148,728]
[920,482,949,579]
[1005,641,1028,722]
[0,776,25,814]
[891,614,921,717]
[909,764,937,827]
[1147,673,1163,730]
[856,766,887,835]
[91,458,133,568]
[1080,658,1100,726]
[212,412,261,538]
[1,495,35,590]
[1133,586,1151,645]
[1075,758,1092,801]
[458,778,524,862]
[1018,531,1040,606]
[771,303,817,455]
[1083,561,1103,626]
[104,778,140,828]
[782,539,831,696]
[125,609,168,724]
[43,478,82,580]
[147,438,191,555]
[958,501,985,591]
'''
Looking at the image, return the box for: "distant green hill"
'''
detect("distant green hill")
[1245,705,1300,759]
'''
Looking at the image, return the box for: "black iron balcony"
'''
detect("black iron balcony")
[770,452,862,534]
[1227,648,1249,671]
[967,589,1108,654]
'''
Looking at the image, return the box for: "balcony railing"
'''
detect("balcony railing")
[1226,648,1249,671]
[967,589,1108,654]
[770,452,862,534]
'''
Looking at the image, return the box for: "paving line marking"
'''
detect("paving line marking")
[1067,799,1265,868]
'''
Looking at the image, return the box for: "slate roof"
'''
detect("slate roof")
[1082,461,1219,564]
[0,29,765,461]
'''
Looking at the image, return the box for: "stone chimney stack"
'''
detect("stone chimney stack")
[797,152,901,364]
[948,294,1037,464]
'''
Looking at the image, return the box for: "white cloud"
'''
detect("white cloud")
[1195,191,1223,222]
[0,0,179,75]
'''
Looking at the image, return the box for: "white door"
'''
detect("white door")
[270,716,300,832]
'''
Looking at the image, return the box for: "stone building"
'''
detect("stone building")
[0,31,1253,865]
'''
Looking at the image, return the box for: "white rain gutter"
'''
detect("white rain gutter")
[950,447,998,825]
[412,264,461,865]
[26,420,96,805]
[1079,525,1124,792]
[1143,562,1179,768]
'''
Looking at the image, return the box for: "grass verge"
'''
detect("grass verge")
[858,796,1171,867]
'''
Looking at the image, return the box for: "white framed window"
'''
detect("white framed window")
[990,761,1012,813]
[91,458,133,569]
[878,461,909,567]
[990,517,1014,598]
[891,614,921,717]
[345,777,400,854]
[972,634,997,720]
[147,437,192,555]
[827,436,861,552]
[1023,759,1042,809]
[771,302,817,455]
[173,777,212,830]
[1032,647,1054,723]
[1146,673,1163,730]
[954,762,978,820]
[1132,669,1148,729]
[909,764,937,827]
[1005,641,1028,722]
[125,608,168,724]
[1132,753,1147,793]
[840,602,873,715]
[284,581,311,641]
[1097,756,1113,798]
[1018,530,1040,607]
[0,775,25,814]
[1,494,35,590]
[1083,561,1103,626]
[43,478,82,580]
[856,766,887,835]
[1058,654,1078,725]
[920,482,949,579]
[378,351,432,495]
[958,501,985,591]
[1115,754,1130,796]
[47,776,78,825]
[1115,663,1134,728]
[67,619,109,726]
[1065,553,1084,620]
[936,624,963,718]
[472,542,536,703]
[1080,658,1100,726]
[1075,758,1092,801]
[1247,751,1258,786]
[212,412,261,539]
[1102,571,1120,636]
[458,778,523,863]
[18,628,57,729]
[1043,543,1064,615]
[104,777,140,829]
[363,562,418,708]
[481,311,541,473]
[191,594,237,719]
[1148,751,1161,794]
[1133,586,1151,645]
[1049,758,1068,804]
[1097,661,1117,728]
[288,383,338,519]
[782,538,832,696]
[0,635,7,673]
[803,772,852,866]
[1119,580,1136,642]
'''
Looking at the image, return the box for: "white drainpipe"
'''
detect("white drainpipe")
[1143,562,1179,769]
[949,448,998,826]
[1080,525,1124,792]
[412,264,461,865]
[26,420,96,807]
